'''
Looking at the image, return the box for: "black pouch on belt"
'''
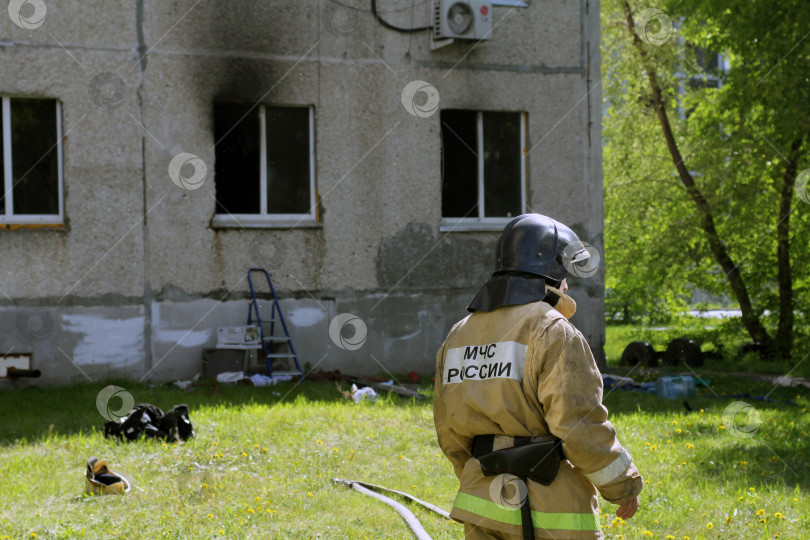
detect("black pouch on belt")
[472,435,565,486]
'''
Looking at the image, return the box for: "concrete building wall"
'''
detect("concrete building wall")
[0,0,603,387]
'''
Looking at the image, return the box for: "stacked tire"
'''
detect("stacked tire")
[620,337,705,368]
[619,341,657,367]
[662,338,703,367]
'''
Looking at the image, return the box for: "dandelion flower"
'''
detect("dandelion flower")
[773,512,784,519]
[706,522,713,529]
[756,509,765,516]
[665,536,675,540]
[643,531,653,537]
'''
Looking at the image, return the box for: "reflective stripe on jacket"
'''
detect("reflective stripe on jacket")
[434,297,643,539]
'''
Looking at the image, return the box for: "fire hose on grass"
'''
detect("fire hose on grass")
[332,478,450,539]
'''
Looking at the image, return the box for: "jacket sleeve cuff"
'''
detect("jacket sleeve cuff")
[583,448,632,487]
[590,456,644,505]
[603,475,644,506]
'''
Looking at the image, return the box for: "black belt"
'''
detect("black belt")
[472,434,566,461]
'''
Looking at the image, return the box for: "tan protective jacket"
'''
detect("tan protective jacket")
[434,291,643,539]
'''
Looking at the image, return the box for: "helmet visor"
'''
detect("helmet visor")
[561,242,599,278]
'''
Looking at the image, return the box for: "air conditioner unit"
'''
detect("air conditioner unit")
[433,0,492,41]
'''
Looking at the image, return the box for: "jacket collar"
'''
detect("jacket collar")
[467,274,576,318]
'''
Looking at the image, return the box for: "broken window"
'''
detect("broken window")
[212,103,316,227]
[440,110,526,230]
[0,97,63,224]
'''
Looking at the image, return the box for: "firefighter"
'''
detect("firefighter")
[434,214,643,540]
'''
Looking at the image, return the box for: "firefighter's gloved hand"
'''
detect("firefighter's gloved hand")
[616,496,639,519]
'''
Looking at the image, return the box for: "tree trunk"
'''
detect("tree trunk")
[622,1,773,349]
[775,136,805,361]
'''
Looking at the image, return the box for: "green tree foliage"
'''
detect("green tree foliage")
[602,0,810,360]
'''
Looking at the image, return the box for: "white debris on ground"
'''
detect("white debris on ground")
[214,371,293,386]
[350,384,377,403]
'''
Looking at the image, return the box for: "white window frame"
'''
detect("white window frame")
[439,111,527,232]
[212,104,318,229]
[1,96,64,225]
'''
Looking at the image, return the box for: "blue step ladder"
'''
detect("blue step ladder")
[246,268,304,380]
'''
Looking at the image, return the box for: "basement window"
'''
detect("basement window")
[440,110,526,232]
[0,97,64,227]
[211,103,317,228]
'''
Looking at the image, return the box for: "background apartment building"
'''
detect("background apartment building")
[0,0,603,385]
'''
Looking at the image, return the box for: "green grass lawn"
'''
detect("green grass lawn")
[0,375,808,539]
